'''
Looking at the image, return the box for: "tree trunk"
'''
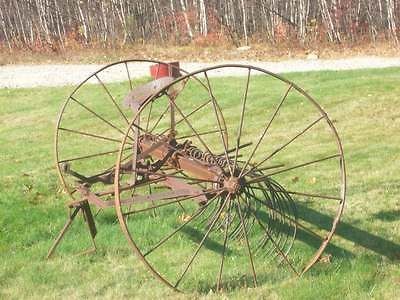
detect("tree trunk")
[180,0,193,40]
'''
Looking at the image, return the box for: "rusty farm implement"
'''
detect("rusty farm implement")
[48,59,346,291]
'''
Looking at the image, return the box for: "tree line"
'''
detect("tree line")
[0,0,398,50]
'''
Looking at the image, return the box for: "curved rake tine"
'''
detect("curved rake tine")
[217,195,233,291]
[243,197,300,276]
[261,184,292,258]
[242,189,324,240]
[174,194,230,288]
[237,197,258,286]
[241,190,273,255]
[244,189,324,242]
[245,183,289,257]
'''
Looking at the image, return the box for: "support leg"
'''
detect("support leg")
[47,201,98,259]
[47,207,80,259]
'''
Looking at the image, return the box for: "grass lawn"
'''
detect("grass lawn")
[0,67,399,299]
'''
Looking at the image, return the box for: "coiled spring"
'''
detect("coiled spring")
[183,143,228,168]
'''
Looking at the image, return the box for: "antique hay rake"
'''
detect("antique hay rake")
[48,59,346,291]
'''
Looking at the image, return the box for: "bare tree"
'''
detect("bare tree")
[0,0,398,50]
[179,0,193,40]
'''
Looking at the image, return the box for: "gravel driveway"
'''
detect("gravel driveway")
[1,56,400,89]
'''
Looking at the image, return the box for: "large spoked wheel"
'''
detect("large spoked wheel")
[55,59,185,201]
[114,64,346,292]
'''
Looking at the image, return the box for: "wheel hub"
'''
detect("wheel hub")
[223,176,242,194]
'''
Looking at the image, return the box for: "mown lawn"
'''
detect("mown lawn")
[0,67,399,299]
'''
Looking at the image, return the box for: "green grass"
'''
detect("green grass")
[1,68,400,299]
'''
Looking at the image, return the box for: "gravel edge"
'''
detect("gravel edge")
[1,56,400,88]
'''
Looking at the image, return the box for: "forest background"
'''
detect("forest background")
[0,0,399,63]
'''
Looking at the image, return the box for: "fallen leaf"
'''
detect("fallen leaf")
[23,184,33,193]
[319,254,332,264]
[179,213,191,223]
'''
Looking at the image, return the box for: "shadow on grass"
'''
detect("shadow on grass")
[253,208,354,259]
[182,203,400,293]
[297,204,400,260]
[372,209,400,222]
[180,226,235,256]
[178,202,400,293]
[73,199,400,263]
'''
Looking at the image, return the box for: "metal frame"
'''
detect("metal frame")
[49,61,346,292]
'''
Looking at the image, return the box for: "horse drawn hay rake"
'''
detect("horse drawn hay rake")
[48,59,346,291]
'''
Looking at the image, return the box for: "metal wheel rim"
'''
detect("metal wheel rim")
[114,64,346,291]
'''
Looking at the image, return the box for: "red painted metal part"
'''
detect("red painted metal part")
[150,61,181,79]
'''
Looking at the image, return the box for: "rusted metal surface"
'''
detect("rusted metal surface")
[49,60,346,292]
[123,76,176,109]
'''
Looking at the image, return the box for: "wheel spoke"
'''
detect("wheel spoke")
[255,164,285,172]
[159,99,212,136]
[135,169,220,184]
[239,163,284,177]
[176,129,222,140]
[239,84,293,177]
[145,100,154,132]
[149,105,170,134]
[167,95,218,159]
[69,96,134,142]
[97,177,166,196]
[233,68,251,172]
[122,188,223,216]
[143,193,221,257]
[174,194,230,288]
[273,189,342,201]
[59,147,129,163]
[58,127,132,145]
[221,142,253,156]
[95,74,130,125]
[242,115,326,177]
[237,197,258,286]
[204,72,233,176]
[124,62,133,90]
[246,153,341,184]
